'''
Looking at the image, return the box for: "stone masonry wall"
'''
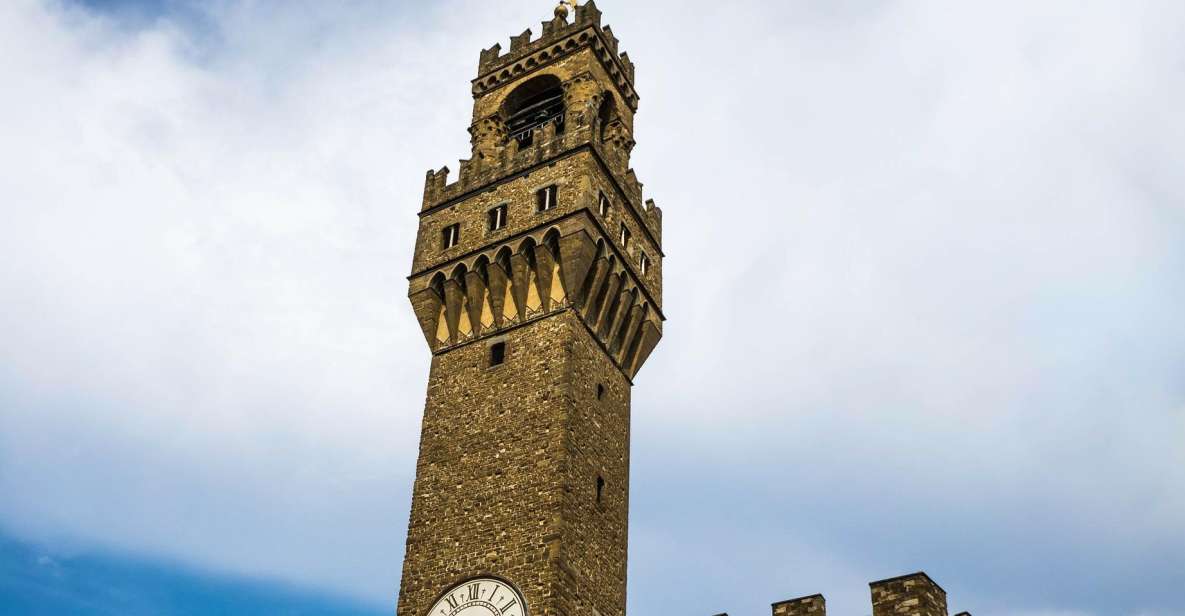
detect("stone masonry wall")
[396,310,632,616]
[557,312,631,616]
[396,317,570,616]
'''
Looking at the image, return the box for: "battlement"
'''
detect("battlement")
[772,594,825,616]
[740,572,970,616]
[421,115,658,239]
[473,1,638,110]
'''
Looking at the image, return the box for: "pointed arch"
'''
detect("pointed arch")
[495,246,513,276]
[429,272,446,299]
[542,228,562,256]
[449,263,469,293]
[473,255,491,285]
[517,236,538,269]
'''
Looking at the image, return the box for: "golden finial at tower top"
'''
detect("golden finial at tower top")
[554,0,578,20]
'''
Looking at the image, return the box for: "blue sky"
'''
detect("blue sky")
[1,1,1184,615]
[0,531,385,615]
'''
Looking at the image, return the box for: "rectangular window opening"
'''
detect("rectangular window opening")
[619,224,631,251]
[598,192,610,217]
[489,341,506,367]
[536,185,558,212]
[441,223,460,250]
[640,252,650,276]
[488,204,508,231]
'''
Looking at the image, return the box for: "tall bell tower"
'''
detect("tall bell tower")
[398,3,663,616]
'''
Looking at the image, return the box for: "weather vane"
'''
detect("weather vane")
[554,0,578,19]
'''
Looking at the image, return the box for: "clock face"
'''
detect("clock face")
[428,578,527,616]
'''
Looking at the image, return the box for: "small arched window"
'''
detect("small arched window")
[489,341,506,367]
[429,272,446,299]
[597,191,610,217]
[596,475,605,504]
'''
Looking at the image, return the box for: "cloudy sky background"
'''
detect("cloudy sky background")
[1,0,1183,614]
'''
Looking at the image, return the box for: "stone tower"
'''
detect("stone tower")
[398,4,663,616]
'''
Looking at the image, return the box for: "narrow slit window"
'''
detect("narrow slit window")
[598,192,610,217]
[596,383,605,400]
[488,204,508,231]
[441,223,460,250]
[639,252,650,276]
[619,224,631,251]
[596,475,605,504]
[489,341,506,367]
[536,185,558,212]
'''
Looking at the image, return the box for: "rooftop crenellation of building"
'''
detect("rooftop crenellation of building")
[421,90,660,239]
[733,572,972,616]
[472,0,637,110]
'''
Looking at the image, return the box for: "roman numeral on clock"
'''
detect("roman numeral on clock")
[468,583,481,601]
[445,594,460,610]
[499,599,518,614]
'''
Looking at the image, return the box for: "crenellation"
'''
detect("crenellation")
[456,158,474,186]
[421,125,658,259]
[575,0,602,26]
[772,594,826,616]
[423,125,568,211]
[870,572,949,616]
[541,15,566,38]
[510,28,534,54]
[423,166,449,207]
[600,25,618,55]
[623,168,642,202]
[710,573,972,616]
[478,43,502,72]
[644,199,662,241]
[471,3,637,112]
[618,51,634,82]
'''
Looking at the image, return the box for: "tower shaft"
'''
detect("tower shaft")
[399,5,663,616]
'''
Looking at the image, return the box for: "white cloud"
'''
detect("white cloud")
[0,1,1183,614]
